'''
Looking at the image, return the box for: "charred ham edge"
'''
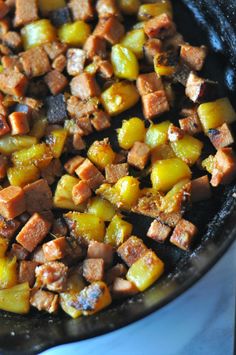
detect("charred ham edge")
[185,72,219,103]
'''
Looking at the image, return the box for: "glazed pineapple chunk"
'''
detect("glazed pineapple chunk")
[121,28,146,59]
[0,135,37,155]
[105,214,133,246]
[145,121,170,149]
[96,183,121,207]
[138,0,173,21]
[118,117,146,150]
[11,143,52,169]
[0,257,17,289]
[170,135,203,165]
[64,212,105,242]
[0,282,30,314]
[58,21,91,47]
[73,281,112,315]
[7,165,40,187]
[111,44,139,80]
[127,251,164,291]
[198,97,236,132]
[151,158,191,192]
[114,176,140,209]
[53,174,86,211]
[47,129,68,159]
[154,52,177,76]
[21,19,57,50]
[161,178,191,213]
[87,139,116,170]
[87,197,116,222]
[101,81,140,116]
[60,273,85,319]
[118,0,140,15]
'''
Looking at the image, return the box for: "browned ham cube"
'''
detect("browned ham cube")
[191,175,212,203]
[91,110,111,131]
[44,70,68,95]
[87,241,113,267]
[69,0,94,21]
[211,148,236,187]
[179,113,203,136]
[208,123,234,150]
[142,90,169,120]
[144,13,176,39]
[0,0,10,19]
[117,236,148,267]
[75,159,105,190]
[112,277,138,298]
[8,112,29,135]
[64,155,85,175]
[147,220,171,243]
[83,258,105,282]
[0,69,28,97]
[67,48,86,76]
[30,289,59,313]
[35,261,68,292]
[23,179,53,215]
[14,0,38,26]
[180,44,207,71]
[72,180,92,205]
[136,72,163,96]
[105,163,128,184]
[20,47,50,78]
[84,35,107,60]
[52,54,66,72]
[170,219,198,250]
[128,142,150,170]
[94,17,124,44]
[44,41,67,60]
[18,260,37,287]
[43,237,68,261]
[70,72,101,100]
[0,186,26,220]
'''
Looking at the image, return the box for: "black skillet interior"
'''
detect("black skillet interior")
[0,1,236,354]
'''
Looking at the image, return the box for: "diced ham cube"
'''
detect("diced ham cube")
[76,115,93,136]
[20,47,51,78]
[2,31,22,52]
[73,133,86,150]
[14,0,38,27]
[179,113,202,136]
[0,68,28,97]
[94,17,125,45]
[91,110,111,131]
[9,243,29,260]
[2,55,22,71]
[18,260,37,287]
[67,48,86,76]
[0,19,9,39]
[43,237,68,261]
[128,142,150,170]
[208,123,234,150]
[0,114,10,136]
[72,180,92,205]
[0,216,20,240]
[44,70,68,96]
[211,148,236,187]
[23,179,53,215]
[117,236,148,267]
[40,158,63,185]
[168,124,184,142]
[44,41,67,60]
[170,219,198,251]
[30,289,59,313]
[144,14,176,39]
[67,95,99,120]
[143,38,162,64]
[52,54,66,72]
[185,72,217,103]
[16,213,52,252]
[70,72,101,100]
[87,241,113,267]
[142,90,169,120]
[83,35,107,60]
[105,263,127,284]
[35,261,68,292]
[75,159,105,190]
[98,60,113,79]
[8,112,29,135]
[64,155,84,175]
[83,258,105,282]
[191,175,211,203]
[69,0,94,21]
[147,220,171,243]
[0,186,26,220]
[96,0,120,18]
[112,277,138,298]
[136,72,163,96]
[31,246,47,265]
[0,1,10,20]
[105,163,128,184]
[180,44,207,71]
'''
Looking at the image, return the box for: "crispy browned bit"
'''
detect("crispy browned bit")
[180,44,207,71]
[179,112,203,136]
[211,148,236,187]
[112,277,138,298]
[191,175,211,203]
[143,38,162,64]
[14,0,38,27]
[75,158,105,190]
[170,219,198,251]
[0,68,28,96]
[147,220,171,243]
[163,32,184,51]
[0,215,20,240]
[44,70,68,95]
[128,142,150,170]
[144,14,176,39]
[208,123,234,150]
[69,0,94,21]
[83,35,107,60]
[0,185,26,219]
[83,258,105,282]
[168,124,185,142]
[52,54,66,72]
[43,237,68,262]
[117,236,148,267]
[16,213,51,252]
[87,241,113,267]
[64,155,85,175]
[30,289,59,313]
[23,179,53,215]
[2,31,22,52]
[18,260,37,287]
[76,115,93,136]
[73,132,86,150]
[185,72,218,103]
[8,111,29,135]
[35,261,68,292]
[91,110,111,131]
[70,72,101,100]
[105,163,128,184]
[0,114,10,136]
[20,47,51,78]
[43,41,67,60]
[66,48,86,76]
[98,60,113,79]
[142,90,169,120]
[8,243,29,261]
[67,95,99,120]
[136,72,163,96]
[94,17,125,44]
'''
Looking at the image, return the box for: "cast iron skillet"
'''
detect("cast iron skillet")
[0,1,236,354]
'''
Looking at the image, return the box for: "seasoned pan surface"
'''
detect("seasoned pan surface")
[0,1,236,353]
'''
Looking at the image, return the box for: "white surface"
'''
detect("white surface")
[42,241,236,355]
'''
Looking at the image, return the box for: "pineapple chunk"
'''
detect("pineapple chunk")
[151,158,191,192]
[87,197,116,222]
[202,155,215,174]
[64,212,105,242]
[111,44,139,80]
[0,257,17,289]
[105,214,133,246]
[145,121,171,149]
[121,28,146,59]
[198,98,236,132]
[171,135,203,165]
[87,140,116,170]
[0,282,30,314]
[7,165,40,187]
[160,178,191,213]
[47,129,68,159]
[115,176,140,209]
[138,1,173,20]
[60,273,85,319]
[118,117,146,150]
[154,52,176,76]
[0,135,37,155]
[21,19,57,50]
[58,21,91,47]
[11,143,52,169]
[127,251,164,291]
[96,183,121,207]
[53,175,86,211]
[30,117,48,139]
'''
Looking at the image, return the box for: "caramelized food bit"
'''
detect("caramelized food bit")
[117,236,148,267]
[170,218,198,250]
[147,220,171,243]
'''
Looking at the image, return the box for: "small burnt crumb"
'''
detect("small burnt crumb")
[45,94,68,124]
[49,7,72,27]
[208,128,220,136]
